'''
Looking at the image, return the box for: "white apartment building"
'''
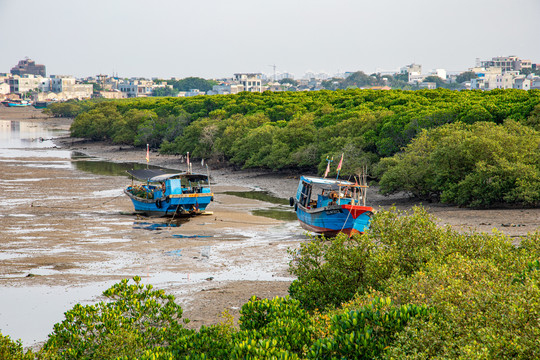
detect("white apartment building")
[8,75,42,93]
[513,77,531,90]
[35,76,93,99]
[117,79,156,97]
[234,73,263,92]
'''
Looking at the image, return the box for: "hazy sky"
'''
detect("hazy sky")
[1,0,539,79]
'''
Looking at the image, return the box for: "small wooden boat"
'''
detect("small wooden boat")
[125,169,213,216]
[290,176,374,236]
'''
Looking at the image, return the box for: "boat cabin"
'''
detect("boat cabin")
[126,169,211,200]
[295,176,367,210]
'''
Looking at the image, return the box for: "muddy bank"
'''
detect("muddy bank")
[54,133,540,239]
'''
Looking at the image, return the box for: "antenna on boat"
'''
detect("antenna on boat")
[206,164,212,192]
[146,144,149,169]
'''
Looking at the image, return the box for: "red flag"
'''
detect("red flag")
[146,144,149,163]
[336,153,343,172]
[323,161,330,178]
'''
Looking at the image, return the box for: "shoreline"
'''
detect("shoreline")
[5,106,539,238]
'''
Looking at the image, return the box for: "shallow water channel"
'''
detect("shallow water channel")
[0,120,303,347]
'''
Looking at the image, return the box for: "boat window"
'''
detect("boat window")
[299,182,312,207]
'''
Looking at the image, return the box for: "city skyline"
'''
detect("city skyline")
[1,0,540,79]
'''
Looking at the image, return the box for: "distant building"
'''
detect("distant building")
[495,72,516,89]
[8,75,42,93]
[49,76,93,99]
[419,82,437,90]
[480,55,532,73]
[207,83,244,95]
[276,72,295,80]
[401,63,423,83]
[234,73,263,92]
[431,69,447,80]
[513,76,531,90]
[99,90,126,99]
[117,79,155,98]
[185,89,205,97]
[531,77,540,90]
[10,58,46,77]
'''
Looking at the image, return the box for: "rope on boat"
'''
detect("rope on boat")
[30,194,125,209]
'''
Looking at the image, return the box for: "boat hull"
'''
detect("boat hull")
[295,204,373,237]
[124,189,213,217]
[3,101,32,107]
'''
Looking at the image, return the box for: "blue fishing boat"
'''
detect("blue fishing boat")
[124,169,213,216]
[290,176,374,236]
[2,99,32,107]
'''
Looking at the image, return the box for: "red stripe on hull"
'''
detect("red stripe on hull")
[340,205,373,219]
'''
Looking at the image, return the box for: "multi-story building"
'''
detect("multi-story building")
[46,75,93,99]
[234,73,263,92]
[513,76,531,90]
[10,58,46,77]
[480,56,532,73]
[495,72,516,89]
[117,79,155,97]
[8,75,42,93]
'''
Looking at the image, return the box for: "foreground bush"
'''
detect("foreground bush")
[42,276,189,359]
[0,333,34,360]
[289,207,540,358]
[308,298,432,359]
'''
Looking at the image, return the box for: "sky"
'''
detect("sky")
[1,0,539,80]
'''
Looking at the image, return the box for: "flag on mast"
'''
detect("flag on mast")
[336,153,344,172]
[146,144,149,163]
[323,162,330,178]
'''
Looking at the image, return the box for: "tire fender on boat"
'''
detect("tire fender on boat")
[165,196,170,203]
[156,199,162,208]
[289,197,295,207]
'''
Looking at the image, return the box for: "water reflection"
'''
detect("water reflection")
[0,120,66,149]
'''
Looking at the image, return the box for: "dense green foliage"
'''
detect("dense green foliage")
[2,208,540,358]
[42,276,189,359]
[167,77,218,92]
[0,333,34,360]
[289,207,540,359]
[55,88,540,207]
[377,120,540,207]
